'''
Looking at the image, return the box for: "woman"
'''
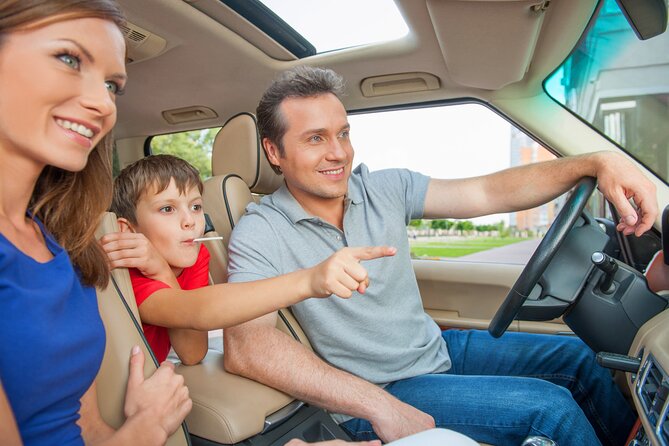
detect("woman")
[0,2,379,445]
[0,1,191,445]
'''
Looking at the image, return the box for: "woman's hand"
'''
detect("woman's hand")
[123,347,192,440]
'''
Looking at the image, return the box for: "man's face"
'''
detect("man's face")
[130,179,205,276]
[264,93,354,211]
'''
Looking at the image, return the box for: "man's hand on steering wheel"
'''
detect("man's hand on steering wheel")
[589,151,657,237]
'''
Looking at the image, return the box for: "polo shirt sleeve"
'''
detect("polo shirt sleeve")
[364,165,430,223]
[227,209,282,284]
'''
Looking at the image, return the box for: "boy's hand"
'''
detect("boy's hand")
[309,246,396,298]
[100,232,173,281]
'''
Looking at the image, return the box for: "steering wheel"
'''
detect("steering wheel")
[488,177,597,337]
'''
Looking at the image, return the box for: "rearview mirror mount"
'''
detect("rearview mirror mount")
[615,0,668,40]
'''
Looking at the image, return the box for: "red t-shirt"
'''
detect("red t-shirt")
[129,244,210,362]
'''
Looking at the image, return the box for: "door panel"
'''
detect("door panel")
[413,259,571,334]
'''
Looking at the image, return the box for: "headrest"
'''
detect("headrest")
[211,112,283,195]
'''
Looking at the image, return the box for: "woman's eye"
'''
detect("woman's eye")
[105,80,124,95]
[57,53,81,70]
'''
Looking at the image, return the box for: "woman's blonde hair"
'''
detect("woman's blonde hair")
[0,0,126,288]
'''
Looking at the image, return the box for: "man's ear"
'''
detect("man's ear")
[117,217,136,233]
[263,138,281,167]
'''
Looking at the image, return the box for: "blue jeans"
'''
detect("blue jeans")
[341,330,635,446]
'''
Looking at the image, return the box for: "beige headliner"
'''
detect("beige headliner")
[114,0,597,137]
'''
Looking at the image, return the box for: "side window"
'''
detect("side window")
[149,128,220,180]
[349,103,602,265]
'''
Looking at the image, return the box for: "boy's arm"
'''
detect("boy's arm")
[100,232,208,365]
[131,245,396,332]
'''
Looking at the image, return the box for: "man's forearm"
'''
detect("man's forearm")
[224,323,393,420]
[481,152,600,213]
[424,152,602,219]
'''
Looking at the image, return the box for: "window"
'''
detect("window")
[349,103,565,264]
[544,0,669,184]
[221,0,408,56]
[149,128,220,180]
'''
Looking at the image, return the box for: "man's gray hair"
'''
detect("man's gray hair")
[256,66,345,174]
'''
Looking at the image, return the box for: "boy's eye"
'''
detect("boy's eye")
[159,206,174,213]
[192,204,203,212]
[57,53,80,70]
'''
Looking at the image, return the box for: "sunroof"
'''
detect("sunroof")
[222,0,409,57]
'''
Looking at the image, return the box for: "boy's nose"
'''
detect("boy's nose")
[181,213,195,229]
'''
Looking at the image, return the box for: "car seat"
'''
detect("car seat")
[94,212,190,446]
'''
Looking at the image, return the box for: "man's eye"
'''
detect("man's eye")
[339,130,350,139]
[57,53,81,70]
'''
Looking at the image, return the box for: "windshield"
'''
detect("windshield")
[544,0,669,183]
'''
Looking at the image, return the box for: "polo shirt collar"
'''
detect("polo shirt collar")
[273,177,363,225]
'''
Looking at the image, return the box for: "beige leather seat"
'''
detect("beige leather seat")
[94,213,188,446]
[95,212,299,445]
[203,112,311,346]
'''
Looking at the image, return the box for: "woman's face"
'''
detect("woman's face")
[0,16,126,172]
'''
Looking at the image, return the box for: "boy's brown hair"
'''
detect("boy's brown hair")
[112,154,204,224]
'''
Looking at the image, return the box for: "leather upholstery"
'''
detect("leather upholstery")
[94,212,189,446]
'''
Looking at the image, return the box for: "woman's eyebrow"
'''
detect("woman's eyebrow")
[56,38,128,82]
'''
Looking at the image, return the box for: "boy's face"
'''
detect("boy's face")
[131,178,205,275]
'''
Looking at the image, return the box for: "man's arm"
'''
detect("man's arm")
[424,151,657,236]
[224,314,435,444]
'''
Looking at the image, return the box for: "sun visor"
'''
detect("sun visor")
[427,0,550,90]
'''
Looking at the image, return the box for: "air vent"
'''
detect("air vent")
[117,21,167,64]
[637,355,669,445]
[119,24,147,43]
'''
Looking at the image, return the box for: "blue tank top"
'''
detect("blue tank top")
[0,217,105,446]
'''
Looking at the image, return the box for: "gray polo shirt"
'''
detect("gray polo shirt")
[227,164,451,386]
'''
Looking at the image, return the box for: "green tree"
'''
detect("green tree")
[408,219,423,228]
[151,128,220,179]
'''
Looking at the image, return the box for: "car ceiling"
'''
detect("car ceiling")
[114,0,599,139]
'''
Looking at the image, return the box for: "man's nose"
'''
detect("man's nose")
[326,138,347,160]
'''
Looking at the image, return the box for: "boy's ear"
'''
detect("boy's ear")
[117,217,136,233]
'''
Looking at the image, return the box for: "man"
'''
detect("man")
[224,66,655,446]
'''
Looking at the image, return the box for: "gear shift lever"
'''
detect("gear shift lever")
[591,251,618,294]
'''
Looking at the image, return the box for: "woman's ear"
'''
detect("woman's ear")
[117,218,136,233]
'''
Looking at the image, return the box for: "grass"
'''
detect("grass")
[410,237,529,258]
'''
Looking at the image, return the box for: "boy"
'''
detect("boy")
[101,154,395,365]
